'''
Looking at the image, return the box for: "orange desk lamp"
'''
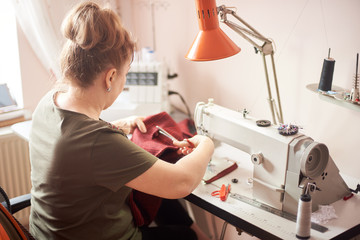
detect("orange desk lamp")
[186,0,284,124]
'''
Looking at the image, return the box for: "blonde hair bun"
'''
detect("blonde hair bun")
[62,2,124,51]
[60,1,135,88]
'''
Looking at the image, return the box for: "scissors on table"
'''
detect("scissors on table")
[211,184,231,201]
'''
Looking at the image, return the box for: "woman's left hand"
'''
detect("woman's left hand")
[112,116,147,134]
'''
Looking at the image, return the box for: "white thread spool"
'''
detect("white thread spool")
[296,193,312,239]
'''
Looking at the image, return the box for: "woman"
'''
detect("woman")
[29,2,214,240]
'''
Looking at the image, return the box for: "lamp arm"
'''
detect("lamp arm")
[218,5,273,55]
[224,21,264,52]
[218,5,284,124]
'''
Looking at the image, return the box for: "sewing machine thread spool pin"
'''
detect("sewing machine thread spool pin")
[349,53,359,102]
[241,108,250,118]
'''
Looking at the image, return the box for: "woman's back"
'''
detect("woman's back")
[29,91,157,240]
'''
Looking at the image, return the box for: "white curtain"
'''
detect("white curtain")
[11,0,62,80]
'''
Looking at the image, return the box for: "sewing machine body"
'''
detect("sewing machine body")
[194,100,350,215]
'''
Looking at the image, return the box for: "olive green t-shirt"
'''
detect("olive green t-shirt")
[29,90,158,240]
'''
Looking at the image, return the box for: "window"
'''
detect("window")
[0,1,23,108]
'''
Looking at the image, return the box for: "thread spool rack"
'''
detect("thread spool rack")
[306,83,360,112]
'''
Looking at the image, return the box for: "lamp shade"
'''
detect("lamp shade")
[185,0,240,61]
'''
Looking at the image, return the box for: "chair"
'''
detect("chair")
[0,186,34,240]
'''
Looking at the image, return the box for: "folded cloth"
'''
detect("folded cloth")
[129,111,195,226]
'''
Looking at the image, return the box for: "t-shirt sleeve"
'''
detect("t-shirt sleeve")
[91,130,158,192]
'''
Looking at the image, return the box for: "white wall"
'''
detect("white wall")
[17,0,360,239]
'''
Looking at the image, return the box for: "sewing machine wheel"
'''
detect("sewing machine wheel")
[300,142,329,179]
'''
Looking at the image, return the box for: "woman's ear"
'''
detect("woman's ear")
[105,68,117,91]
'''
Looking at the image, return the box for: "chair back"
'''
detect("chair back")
[0,186,34,240]
[0,186,11,213]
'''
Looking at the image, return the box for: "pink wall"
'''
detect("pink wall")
[128,0,360,179]
[129,1,359,238]
[17,23,53,111]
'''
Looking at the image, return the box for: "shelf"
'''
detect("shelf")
[306,83,360,112]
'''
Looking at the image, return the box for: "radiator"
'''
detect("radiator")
[0,131,31,224]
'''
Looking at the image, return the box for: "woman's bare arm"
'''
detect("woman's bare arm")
[125,135,214,199]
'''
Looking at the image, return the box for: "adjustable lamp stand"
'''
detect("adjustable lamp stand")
[186,0,284,125]
[218,5,283,124]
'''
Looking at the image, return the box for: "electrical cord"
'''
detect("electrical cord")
[350,184,360,194]
[168,90,192,120]
[168,90,196,134]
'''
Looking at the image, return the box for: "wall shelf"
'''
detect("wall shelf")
[306,83,360,112]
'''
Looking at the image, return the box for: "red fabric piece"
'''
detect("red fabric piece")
[127,192,144,226]
[129,112,195,226]
[203,162,238,184]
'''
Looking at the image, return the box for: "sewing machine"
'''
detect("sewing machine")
[194,99,351,215]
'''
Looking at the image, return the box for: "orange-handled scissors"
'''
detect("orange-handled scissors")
[211,184,231,201]
[156,126,195,148]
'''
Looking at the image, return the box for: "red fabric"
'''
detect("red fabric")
[131,112,193,161]
[129,112,195,226]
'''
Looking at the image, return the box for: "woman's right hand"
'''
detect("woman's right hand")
[173,135,212,155]
[126,134,214,199]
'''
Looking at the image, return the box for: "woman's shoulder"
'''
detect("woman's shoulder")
[62,114,126,138]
